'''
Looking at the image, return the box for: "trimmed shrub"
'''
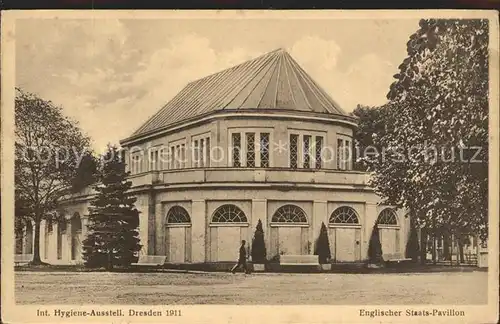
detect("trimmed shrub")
[405,223,420,262]
[368,224,384,264]
[314,222,332,264]
[251,219,267,263]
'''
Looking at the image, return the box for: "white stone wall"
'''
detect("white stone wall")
[151,188,401,263]
[40,185,413,265]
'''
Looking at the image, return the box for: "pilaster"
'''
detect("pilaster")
[155,202,165,255]
[147,190,157,255]
[137,196,149,255]
[255,133,261,167]
[187,135,193,168]
[298,134,304,168]
[191,199,206,262]
[400,211,410,255]
[363,202,378,260]
[53,222,60,260]
[81,217,89,242]
[251,199,267,256]
[63,220,71,262]
[312,201,328,254]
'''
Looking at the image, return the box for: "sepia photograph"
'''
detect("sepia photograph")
[1,10,499,324]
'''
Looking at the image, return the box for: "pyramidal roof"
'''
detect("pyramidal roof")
[131,48,347,137]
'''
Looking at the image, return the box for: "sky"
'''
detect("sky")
[16,17,420,152]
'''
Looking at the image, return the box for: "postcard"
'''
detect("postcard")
[1,9,498,324]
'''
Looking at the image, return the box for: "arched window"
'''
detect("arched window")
[271,205,307,224]
[71,213,82,234]
[166,206,191,224]
[45,218,54,233]
[58,218,67,233]
[212,204,248,223]
[329,206,359,224]
[377,208,398,225]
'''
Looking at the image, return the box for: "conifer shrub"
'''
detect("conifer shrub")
[82,146,142,270]
[314,222,332,264]
[368,223,384,264]
[251,219,267,263]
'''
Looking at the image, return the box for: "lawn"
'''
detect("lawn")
[15,270,487,305]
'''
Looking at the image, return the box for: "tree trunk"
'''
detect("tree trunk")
[443,232,450,261]
[432,235,437,264]
[451,232,456,266]
[431,222,437,265]
[458,239,465,264]
[31,218,43,265]
[106,250,113,271]
[420,228,427,265]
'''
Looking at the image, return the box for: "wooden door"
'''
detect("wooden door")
[168,227,186,263]
[332,227,361,262]
[379,228,399,258]
[217,227,241,261]
[278,227,302,255]
[335,228,355,261]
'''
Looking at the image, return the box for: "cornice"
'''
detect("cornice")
[120,109,358,147]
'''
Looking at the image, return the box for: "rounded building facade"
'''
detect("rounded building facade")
[19,49,411,265]
[120,112,409,264]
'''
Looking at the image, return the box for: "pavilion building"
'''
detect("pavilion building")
[17,48,411,266]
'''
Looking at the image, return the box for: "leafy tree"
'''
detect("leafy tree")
[71,152,99,193]
[82,145,142,270]
[352,104,388,171]
[251,219,266,263]
[314,222,331,264]
[368,224,384,264]
[15,88,92,264]
[367,19,488,242]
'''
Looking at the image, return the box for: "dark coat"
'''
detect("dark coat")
[239,245,246,260]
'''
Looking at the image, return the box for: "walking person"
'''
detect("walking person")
[231,240,250,274]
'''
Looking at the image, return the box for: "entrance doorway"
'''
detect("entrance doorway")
[269,205,309,257]
[329,206,361,262]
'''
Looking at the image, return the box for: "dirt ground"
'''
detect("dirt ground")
[15,270,487,305]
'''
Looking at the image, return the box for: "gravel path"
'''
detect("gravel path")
[15,271,487,305]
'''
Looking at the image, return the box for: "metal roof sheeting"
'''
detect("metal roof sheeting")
[132,48,347,137]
